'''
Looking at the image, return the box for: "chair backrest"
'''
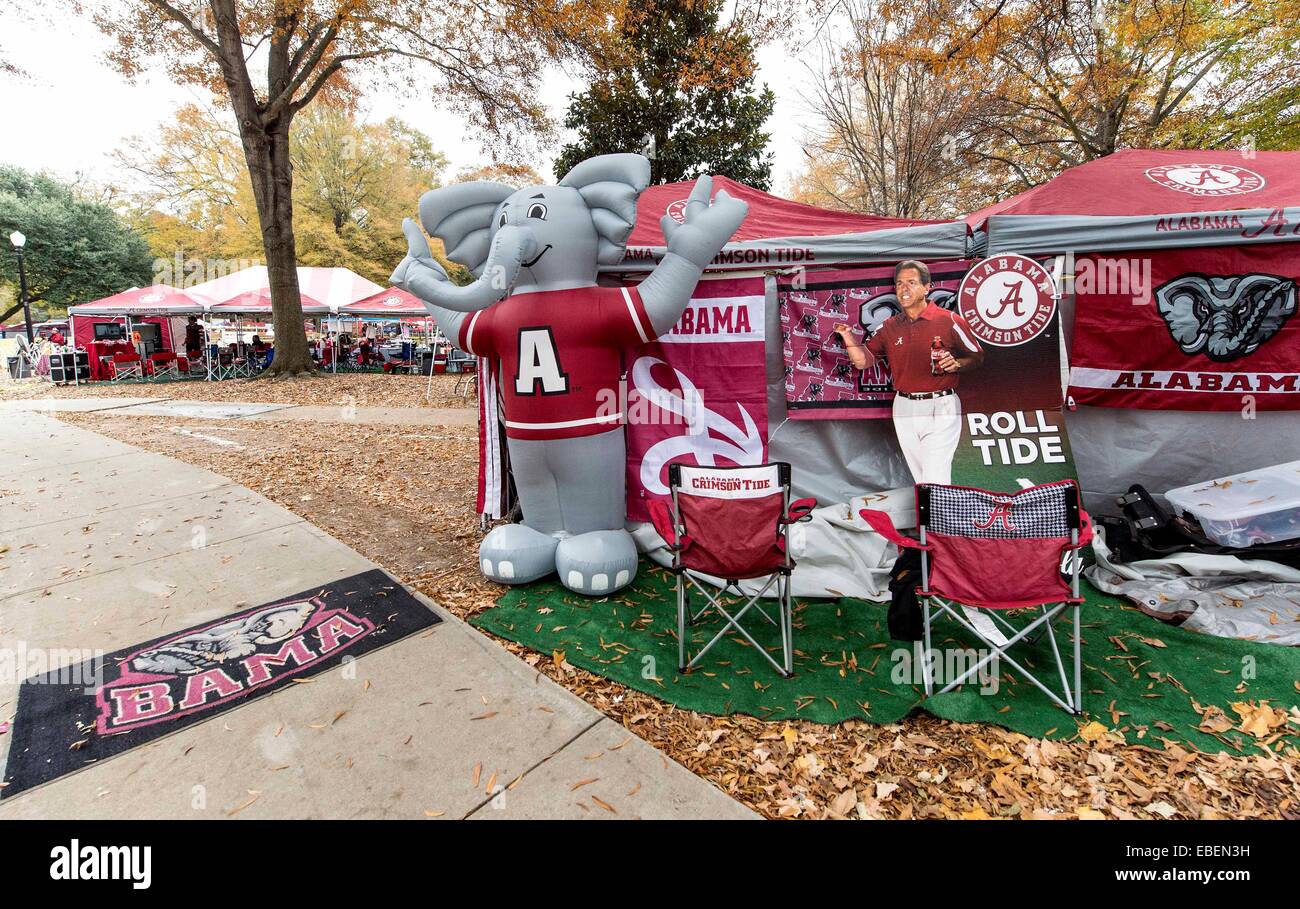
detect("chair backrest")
[918,481,1082,609]
[670,463,790,579]
[112,352,140,364]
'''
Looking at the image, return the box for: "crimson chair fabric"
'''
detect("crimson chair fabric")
[862,480,1092,610]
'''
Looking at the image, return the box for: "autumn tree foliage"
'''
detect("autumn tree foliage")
[793,0,1299,216]
[84,0,617,377]
[554,0,777,188]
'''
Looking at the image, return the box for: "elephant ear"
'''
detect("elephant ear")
[418,182,514,276]
[558,154,651,266]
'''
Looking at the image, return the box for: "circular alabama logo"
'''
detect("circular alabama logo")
[381,295,403,308]
[957,254,1057,347]
[666,199,689,223]
[1144,164,1265,197]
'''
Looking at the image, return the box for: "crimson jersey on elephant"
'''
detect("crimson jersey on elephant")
[391,154,748,596]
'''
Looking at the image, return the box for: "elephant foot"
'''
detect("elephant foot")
[555,530,638,596]
[479,524,558,585]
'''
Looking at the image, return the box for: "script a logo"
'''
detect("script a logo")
[94,599,375,733]
[974,499,1017,531]
[1145,164,1265,197]
[957,254,1057,347]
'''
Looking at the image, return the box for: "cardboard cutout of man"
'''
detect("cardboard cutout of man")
[835,260,984,485]
[392,154,747,596]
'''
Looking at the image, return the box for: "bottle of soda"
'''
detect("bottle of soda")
[930,336,945,375]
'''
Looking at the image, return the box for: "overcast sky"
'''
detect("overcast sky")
[0,9,814,198]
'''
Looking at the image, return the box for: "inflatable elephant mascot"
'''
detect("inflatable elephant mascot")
[392,154,747,596]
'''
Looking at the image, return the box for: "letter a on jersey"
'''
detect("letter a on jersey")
[515,328,569,395]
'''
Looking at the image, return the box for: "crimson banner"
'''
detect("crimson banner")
[624,276,769,523]
[1070,242,1300,411]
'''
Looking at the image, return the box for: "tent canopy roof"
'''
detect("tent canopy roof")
[610,176,969,272]
[338,287,429,316]
[187,266,382,311]
[68,285,214,317]
[208,287,329,314]
[965,149,1300,254]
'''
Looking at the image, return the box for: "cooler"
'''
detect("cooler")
[1165,460,1300,548]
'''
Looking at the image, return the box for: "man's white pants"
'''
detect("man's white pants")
[892,393,962,485]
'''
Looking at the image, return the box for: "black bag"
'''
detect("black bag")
[887,547,925,642]
[1103,484,1300,569]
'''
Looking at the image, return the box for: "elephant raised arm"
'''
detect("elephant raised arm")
[639,175,748,335]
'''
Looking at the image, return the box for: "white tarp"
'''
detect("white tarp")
[1086,527,1300,645]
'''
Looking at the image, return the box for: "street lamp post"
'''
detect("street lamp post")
[9,231,33,344]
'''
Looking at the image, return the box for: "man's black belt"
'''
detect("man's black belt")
[896,389,956,400]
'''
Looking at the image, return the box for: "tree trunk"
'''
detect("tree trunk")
[239,118,315,378]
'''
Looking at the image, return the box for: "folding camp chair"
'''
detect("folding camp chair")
[109,352,143,382]
[861,480,1093,714]
[648,463,816,678]
[147,352,180,380]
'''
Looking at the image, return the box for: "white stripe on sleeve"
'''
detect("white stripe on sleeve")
[622,286,650,343]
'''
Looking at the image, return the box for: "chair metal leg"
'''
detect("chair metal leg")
[1043,610,1074,713]
[1073,603,1082,715]
[676,573,686,673]
[779,573,793,677]
[921,597,934,696]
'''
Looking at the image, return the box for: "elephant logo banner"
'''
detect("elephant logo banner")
[1154,272,1296,361]
[1069,247,1300,412]
[625,276,768,521]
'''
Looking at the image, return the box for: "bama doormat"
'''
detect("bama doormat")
[471,562,1300,755]
[1,568,439,798]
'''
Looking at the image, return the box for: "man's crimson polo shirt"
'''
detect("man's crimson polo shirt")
[459,285,654,441]
[863,302,983,395]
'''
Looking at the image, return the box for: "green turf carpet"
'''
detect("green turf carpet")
[471,561,1299,753]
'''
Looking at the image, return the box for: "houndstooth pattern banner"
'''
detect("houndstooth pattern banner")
[923,483,1073,539]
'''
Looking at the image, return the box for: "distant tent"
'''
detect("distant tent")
[338,287,430,316]
[185,266,382,312]
[67,285,213,317]
[208,287,330,315]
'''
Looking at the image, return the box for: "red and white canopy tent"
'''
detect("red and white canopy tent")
[186,266,383,313]
[964,148,1300,508]
[208,287,330,315]
[67,285,214,317]
[338,287,429,316]
[67,286,218,375]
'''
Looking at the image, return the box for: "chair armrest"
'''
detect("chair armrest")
[859,508,929,550]
[647,499,679,549]
[1076,509,1094,547]
[784,497,817,524]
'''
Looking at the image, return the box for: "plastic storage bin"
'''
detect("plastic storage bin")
[1165,460,1300,548]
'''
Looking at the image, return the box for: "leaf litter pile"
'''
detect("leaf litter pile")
[1,372,474,409]
[56,411,1300,820]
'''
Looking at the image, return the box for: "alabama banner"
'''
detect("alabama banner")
[625,276,769,522]
[777,262,970,419]
[1070,241,1300,411]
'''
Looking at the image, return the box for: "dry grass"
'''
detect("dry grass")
[56,411,1300,820]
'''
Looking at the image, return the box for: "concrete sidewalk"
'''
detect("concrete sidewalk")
[0,397,475,426]
[0,414,753,819]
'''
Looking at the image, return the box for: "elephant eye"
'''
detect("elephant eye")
[526,202,547,220]
[497,210,508,228]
